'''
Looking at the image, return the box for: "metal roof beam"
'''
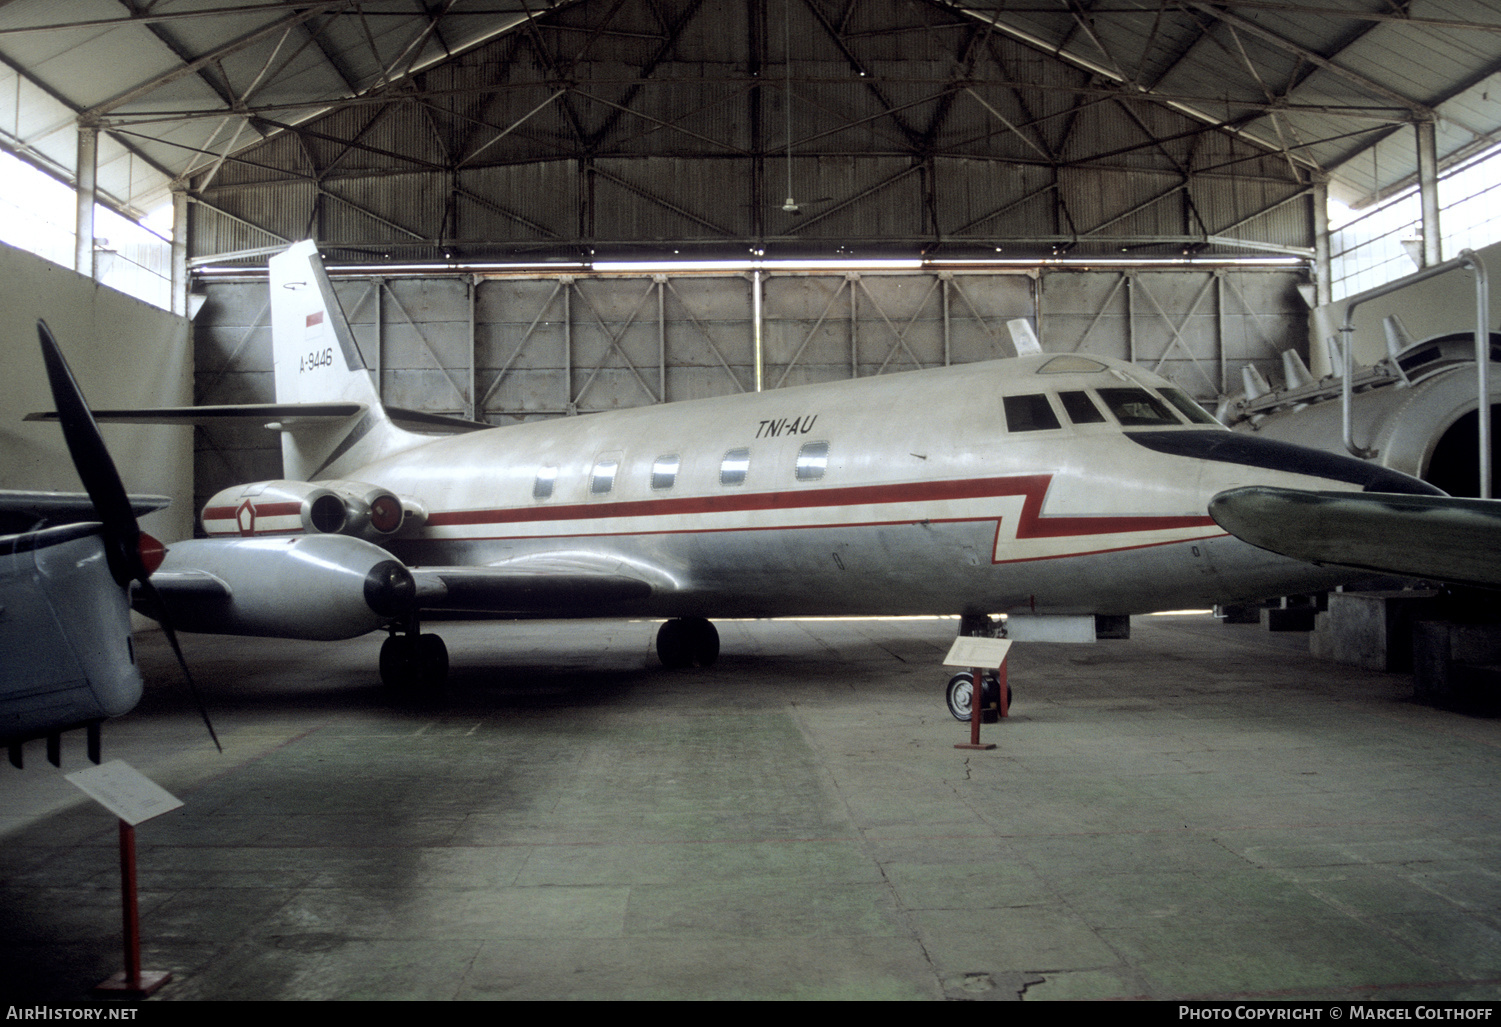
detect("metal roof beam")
[798,0,926,152]
[250,115,448,174]
[113,0,241,118]
[784,163,924,235]
[82,4,345,121]
[580,0,710,151]
[1183,3,1433,117]
[570,86,753,156]
[590,165,738,236]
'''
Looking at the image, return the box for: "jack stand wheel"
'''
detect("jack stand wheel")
[945,671,1009,723]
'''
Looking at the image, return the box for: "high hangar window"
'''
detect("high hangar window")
[1002,394,1062,432]
[720,448,750,486]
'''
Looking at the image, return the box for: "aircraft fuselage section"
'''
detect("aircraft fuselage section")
[319,355,1413,618]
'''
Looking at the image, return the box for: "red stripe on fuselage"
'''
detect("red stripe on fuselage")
[422,474,1214,539]
[202,501,302,520]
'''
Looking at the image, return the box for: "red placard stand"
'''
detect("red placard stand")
[64,760,182,998]
[944,636,1013,750]
[94,820,171,997]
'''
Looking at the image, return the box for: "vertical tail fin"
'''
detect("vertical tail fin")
[270,240,383,409]
[268,241,417,480]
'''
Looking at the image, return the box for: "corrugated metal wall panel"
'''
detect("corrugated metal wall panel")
[459,162,578,243]
[593,157,752,240]
[190,182,313,261]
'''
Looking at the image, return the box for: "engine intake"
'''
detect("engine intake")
[202,479,414,541]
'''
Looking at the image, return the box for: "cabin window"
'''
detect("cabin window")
[533,466,557,500]
[720,448,750,486]
[1095,387,1180,426]
[1059,390,1106,425]
[796,441,829,481]
[1002,393,1062,432]
[1160,388,1220,425]
[651,455,679,490]
[590,459,619,495]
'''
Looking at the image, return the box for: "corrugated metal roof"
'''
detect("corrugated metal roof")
[0,0,1494,258]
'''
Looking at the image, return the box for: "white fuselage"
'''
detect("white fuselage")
[326,354,1422,619]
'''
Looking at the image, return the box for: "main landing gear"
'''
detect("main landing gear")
[380,617,448,691]
[945,671,1012,723]
[657,617,719,669]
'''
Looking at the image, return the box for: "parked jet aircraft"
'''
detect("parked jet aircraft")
[56,242,1443,715]
[1,324,208,766]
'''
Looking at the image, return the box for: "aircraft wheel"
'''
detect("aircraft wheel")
[380,633,449,690]
[657,617,719,669]
[380,634,414,688]
[945,671,1007,723]
[417,633,449,688]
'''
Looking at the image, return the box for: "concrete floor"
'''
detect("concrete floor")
[3,612,1501,1001]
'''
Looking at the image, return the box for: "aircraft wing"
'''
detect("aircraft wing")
[0,490,170,534]
[1208,486,1501,589]
[410,553,662,614]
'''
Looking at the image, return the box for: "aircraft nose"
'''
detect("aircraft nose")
[1124,429,1444,496]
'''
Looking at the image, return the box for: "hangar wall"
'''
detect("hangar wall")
[0,242,193,543]
[192,264,1308,520]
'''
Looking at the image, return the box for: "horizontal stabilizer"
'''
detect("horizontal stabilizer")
[385,406,491,433]
[1209,486,1501,589]
[26,403,364,426]
[28,403,485,434]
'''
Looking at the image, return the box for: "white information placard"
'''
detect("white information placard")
[943,636,1013,669]
[65,760,184,826]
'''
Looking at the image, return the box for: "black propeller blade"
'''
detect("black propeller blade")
[36,322,140,588]
[36,320,221,753]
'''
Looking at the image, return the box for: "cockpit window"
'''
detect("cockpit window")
[1003,393,1062,432]
[1160,388,1220,425]
[1095,387,1181,426]
[534,466,557,500]
[1059,390,1106,425]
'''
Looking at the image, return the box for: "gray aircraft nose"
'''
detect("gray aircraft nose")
[1124,429,1445,496]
